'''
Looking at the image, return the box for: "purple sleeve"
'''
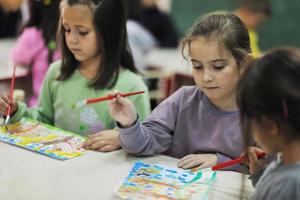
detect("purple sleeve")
[118,88,184,155]
[217,152,248,173]
[11,28,44,65]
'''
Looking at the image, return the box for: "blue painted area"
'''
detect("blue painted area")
[165,174,177,180]
[153,164,164,170]
[165,169,177,174]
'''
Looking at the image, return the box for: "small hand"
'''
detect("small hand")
[0,93,18,116]
[177,153,217,170]
[108,92,137,127]
[81,129,121,152]
[246,147,267,175]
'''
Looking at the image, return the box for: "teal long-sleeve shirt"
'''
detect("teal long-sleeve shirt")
[11,61,151,136]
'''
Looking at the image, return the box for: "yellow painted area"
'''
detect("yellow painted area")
[140,168,160,174]
[2,122,22,130]
[17,134,58,145]
[0,126,7,133]
[45,150,82,157]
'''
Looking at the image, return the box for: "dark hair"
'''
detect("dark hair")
[126,0,142,21]
[239,0,272,18]
[57,0,137,89]
[238,47,300,143]
[23,0,60,65]
[182,11,251,67]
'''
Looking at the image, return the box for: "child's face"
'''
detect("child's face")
[189,37,241,108]
[61,4,99,65]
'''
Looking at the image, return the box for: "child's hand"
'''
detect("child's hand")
[81,129,121,152]
[108,92,137,127]
[245,147,267,175]
[0,93,18,116]
[177,153,217,169]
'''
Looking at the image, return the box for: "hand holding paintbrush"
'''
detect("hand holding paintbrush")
[0,65,18,126]
[191,150,266,172]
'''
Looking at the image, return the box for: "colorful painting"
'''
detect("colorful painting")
[117,160,217,200]
[0,118,87,160]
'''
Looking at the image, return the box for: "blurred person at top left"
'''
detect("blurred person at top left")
[11,0,61,107]
[126,0,157,71]
[0,0,23,38]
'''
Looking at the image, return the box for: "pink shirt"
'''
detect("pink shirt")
[11,27,60,106]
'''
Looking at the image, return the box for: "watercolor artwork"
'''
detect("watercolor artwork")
[117,160,217,200]
[0,118,87,160]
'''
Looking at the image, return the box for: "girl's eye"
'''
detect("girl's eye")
[213,65,225,70]
[79,31,88,36]
[64,29,70,33]
[213,62,227,70]
[193,65,203,70]
[192,62,203,70]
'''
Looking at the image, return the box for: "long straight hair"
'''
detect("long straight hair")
[57,0,137,89]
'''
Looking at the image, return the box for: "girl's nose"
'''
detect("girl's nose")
[70,32,79,44]
[202,69,213,82]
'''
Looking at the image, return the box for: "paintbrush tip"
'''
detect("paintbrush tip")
[72,101,85,109]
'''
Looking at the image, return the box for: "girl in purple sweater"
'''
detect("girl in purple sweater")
[108,11,253,172]
[11,0,60,106]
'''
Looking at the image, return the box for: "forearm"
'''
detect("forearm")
[10,101,54,125]
[118,119,172,156]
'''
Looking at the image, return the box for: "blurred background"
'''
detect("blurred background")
[1,0,300,110]
[170,0,300,49]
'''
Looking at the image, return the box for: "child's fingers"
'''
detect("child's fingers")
[198,161,212,169]
[249,148,258,163]
[81,137,98,148]
[88,140,107,149]
[88,132,103,139]
[252,147,265,154]
[97,145,113,152]
[0,95,9,105]
[181,160,202,169]
[178,155,196,168]
[0,98,9,114]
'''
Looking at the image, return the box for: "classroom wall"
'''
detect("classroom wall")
[171,0,300,50]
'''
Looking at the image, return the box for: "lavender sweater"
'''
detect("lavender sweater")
[119,86,246,172]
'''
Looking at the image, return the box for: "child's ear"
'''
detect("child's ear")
[262,117,280,137]
[239,53,254,75]
[245,53,254,64]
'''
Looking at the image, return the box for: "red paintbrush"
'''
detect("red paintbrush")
[4,64,17,126]
[193,151,266,172]
[73,90,145,108]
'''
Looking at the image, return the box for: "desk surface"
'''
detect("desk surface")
[0,142,254,200]
[0,39,29,80]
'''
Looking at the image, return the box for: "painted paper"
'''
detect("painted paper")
[118,160,217,200]
[0,118,86,160]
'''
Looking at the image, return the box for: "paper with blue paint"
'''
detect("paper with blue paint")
[118,160,217,199]
[0,118,86,160]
